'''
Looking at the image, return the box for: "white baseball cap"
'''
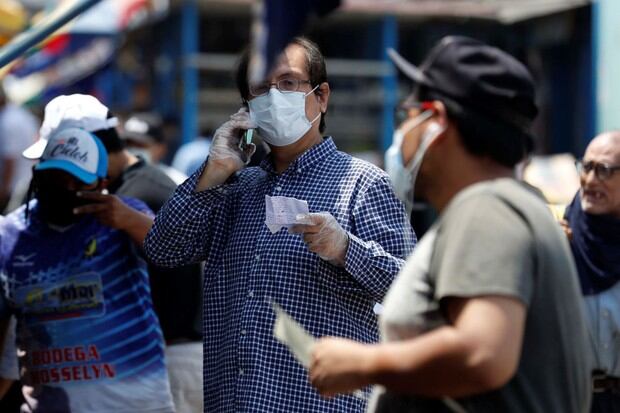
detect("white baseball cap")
[35,127,108,184]
[23,94,118,160]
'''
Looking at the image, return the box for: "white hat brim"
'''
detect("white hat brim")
[22,139,48,160]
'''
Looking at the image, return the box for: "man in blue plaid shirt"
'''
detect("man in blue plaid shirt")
[144,37,416,412]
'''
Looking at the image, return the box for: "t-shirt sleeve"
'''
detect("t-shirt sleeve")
[431,193,535,307]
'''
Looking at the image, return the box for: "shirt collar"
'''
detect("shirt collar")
[259,137,337,175]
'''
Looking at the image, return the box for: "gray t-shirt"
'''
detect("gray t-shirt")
[370,178,591,413]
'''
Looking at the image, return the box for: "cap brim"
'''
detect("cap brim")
[387,48,427,84]
[22,139,48,160]
[35,160,97,184]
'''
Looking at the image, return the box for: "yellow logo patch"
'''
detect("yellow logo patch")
[84,238,97,258]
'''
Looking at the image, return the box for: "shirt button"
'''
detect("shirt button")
[275,186,282,192]
[241,329,247,335]
[255,255,260,261]
[239,369,244,376]
[296,168,302,174]
[248,290,254,298]
[603,310,611,318]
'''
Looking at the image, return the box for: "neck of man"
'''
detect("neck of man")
[429,155,514,213]
[270,128,323,174]
[107,150,140,182]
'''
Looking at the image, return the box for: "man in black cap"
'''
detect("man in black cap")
[309,36,591,412]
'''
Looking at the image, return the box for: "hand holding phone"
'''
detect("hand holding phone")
[238,128,254,152]
[238,128,256,165]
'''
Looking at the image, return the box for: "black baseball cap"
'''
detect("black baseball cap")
[388,36,538,138]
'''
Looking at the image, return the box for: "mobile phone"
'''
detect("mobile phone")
[239,129,254,151]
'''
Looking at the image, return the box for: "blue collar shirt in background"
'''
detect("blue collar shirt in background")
[0,198,175,413]
[144,137,416,412]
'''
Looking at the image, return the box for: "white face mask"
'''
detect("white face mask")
[248,86,321,147]
[385,111,445,214]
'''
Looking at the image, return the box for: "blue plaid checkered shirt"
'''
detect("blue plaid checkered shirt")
[144,138,416,412]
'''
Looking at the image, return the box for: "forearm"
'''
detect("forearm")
[0,160,15,206]
[144,178,228,267]
[0,378,13,399]
[364,327,509,398]
[344,234,410,301]
[195,160,237,192]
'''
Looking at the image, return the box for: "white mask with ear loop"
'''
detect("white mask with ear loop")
[385,110,445,214]
[249,85,321,147]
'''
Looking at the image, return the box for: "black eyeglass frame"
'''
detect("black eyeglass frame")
[575,159,620,180]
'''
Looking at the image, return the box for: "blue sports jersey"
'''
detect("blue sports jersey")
[0,198,174,413]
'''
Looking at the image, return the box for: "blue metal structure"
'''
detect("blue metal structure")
[181,0,199,145]
[381,16,398,152]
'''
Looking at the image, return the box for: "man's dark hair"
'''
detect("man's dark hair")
[417,87,533,168]
[235,36,328,133]
[92,111,124,154]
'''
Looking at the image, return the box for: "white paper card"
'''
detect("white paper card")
[272,302,315,368]
[265,195,309,234]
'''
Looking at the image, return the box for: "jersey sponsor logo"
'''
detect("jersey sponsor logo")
[27,345,116,385]
[16,272,105,323]
[84,238,97,258]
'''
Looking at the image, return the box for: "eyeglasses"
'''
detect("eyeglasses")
[575,159,620,180]
[249,78,313,97]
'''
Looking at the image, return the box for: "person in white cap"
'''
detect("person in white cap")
[0,127,175,413]
[23,94,204,413]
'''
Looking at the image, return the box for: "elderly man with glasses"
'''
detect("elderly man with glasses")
[144,37,415,413]
[564,131,620,412]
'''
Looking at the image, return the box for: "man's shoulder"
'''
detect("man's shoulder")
[120,161,177,195]
[449,178,544,212]
[328,150,389,184]
[1,205,29,233]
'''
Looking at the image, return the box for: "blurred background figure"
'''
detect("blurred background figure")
[121,111,188,184]
[563,131,620,413]
[0,86,38,213]
[171,131,212,177]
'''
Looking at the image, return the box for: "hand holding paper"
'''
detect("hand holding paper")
[289,213,349,267]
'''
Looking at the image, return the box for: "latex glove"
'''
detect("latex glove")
[289,212,349,267]
[309,337,373,398]
[209,107,257,169]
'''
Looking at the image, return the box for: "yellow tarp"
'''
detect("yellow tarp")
[0,0,27,34]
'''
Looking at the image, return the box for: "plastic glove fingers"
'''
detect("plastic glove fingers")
[289,223,321,235]
[295,213,328,228]
[229,106,249,120]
